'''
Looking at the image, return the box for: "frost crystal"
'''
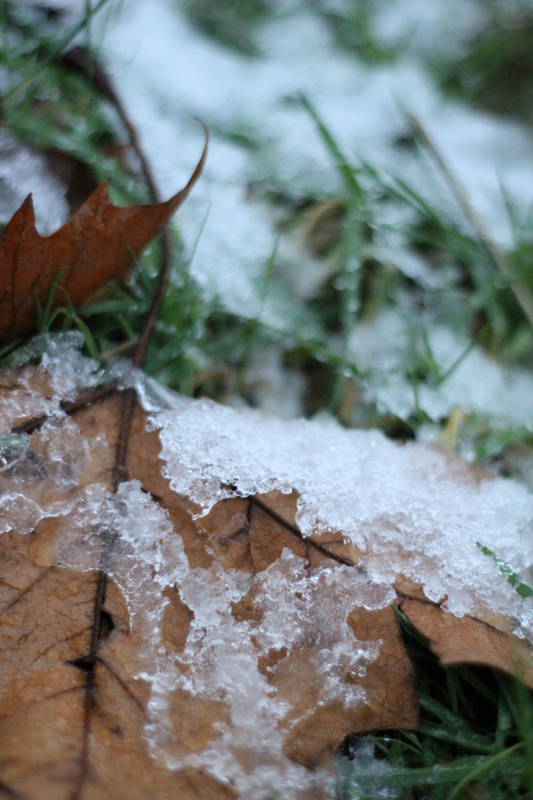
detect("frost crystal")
[61,482,382,799]
[0,333,106,436]
[336,736,399,799]
[154,395,533,637]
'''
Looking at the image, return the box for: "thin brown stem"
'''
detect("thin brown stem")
[69,567,108,800]
[131,132,208,368]
[111,387,136,490]
[63,53,207,798]
[408,111,533,330]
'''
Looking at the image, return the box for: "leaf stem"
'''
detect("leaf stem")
[406,110,533,331]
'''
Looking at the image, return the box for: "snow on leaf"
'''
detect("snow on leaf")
[1,348,533,799]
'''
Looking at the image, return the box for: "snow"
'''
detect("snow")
[0,132,70,236]
[98,0,533,304]
[153,390,533,632]
[348,309,533,428]
[245,346,306,419]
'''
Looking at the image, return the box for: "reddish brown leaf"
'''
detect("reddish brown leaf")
[0,138,207,341]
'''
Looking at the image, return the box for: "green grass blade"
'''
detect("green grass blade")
[445,742,523,800]
[3,0,114,107]
[299,92,364,199]
[476,542,533,598]
[73,317,100,360]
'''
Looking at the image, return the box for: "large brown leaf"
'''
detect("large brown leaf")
[1,364,533,799]
[0,140,207,341]
[0,370,418,800]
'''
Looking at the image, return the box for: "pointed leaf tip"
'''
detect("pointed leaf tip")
[0,131,208,341]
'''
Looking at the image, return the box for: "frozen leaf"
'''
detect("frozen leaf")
[1,354,533,799]
[0,139,206,341]
[0,374,417,800]
[153,396,533,643]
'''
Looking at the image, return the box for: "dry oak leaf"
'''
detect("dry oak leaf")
[0,137,207,341]
[0,370,417,800]
[2,364,533,798]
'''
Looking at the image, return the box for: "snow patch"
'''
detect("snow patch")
[0,132,69,235]
[98,0,533,323]
[154,393,533,636]
[349,309,533,427]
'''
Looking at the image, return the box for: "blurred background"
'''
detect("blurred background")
[2,0,533,479]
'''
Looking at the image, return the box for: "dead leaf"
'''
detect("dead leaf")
[0,138,207,341]
[1,365,533,799]
[398,595,533,684]
[0,373,418,800]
